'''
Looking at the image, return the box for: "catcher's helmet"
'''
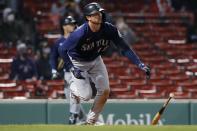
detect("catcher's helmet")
[83,2,104,16]
[62,16,77,26]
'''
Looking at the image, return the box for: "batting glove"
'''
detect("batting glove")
[70,67,85,79]
[51,69,59,79]
[139,63,151,80]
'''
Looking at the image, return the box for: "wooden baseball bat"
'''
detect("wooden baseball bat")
[151,93,174,125]
[57,58,64,70]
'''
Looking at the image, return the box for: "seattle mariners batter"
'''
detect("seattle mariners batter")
[50,16,86,124]
[59,2,151,125]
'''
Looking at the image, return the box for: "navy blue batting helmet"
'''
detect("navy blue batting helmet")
[62,16,77,26]
[83,2,105,16]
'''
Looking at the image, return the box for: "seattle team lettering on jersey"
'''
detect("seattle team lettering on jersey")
[59,22,144,70]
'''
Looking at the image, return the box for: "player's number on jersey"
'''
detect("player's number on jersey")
[97,46,108,53]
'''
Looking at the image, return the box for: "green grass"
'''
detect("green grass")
[0,125,197,131]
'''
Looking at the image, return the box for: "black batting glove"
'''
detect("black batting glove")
[143,66,151,80]
[139,64,151,80]
[70,67,85,79]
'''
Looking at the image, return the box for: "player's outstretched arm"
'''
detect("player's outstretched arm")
[108,24,151,79]
[122,49,151,79]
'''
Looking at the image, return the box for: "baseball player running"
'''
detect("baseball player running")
[50,16,86,124]
[59,2,151,125]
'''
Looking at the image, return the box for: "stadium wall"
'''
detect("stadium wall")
[0,99,197,125]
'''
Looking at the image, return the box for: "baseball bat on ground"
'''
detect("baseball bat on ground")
[151,93,174,125]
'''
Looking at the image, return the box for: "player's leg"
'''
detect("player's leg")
[68,92,81,124]
[86,56,110,124]
[69,72,92,101]
[64,72,87,124]
[68,71,93,124]
[69,57,108,124]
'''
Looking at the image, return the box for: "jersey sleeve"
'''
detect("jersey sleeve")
[58,46,73,71]
[49,41,59,70]
[107,23,144,68]
[58,31,81,70]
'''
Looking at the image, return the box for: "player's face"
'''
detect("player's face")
[87,12,102,24]
[63,24,76,34]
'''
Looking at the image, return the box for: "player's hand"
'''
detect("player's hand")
[51,69,59,80]
[70,67,85,79]
[52,73,59,79]
[139,64,151,80]
[143,65,151,80]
